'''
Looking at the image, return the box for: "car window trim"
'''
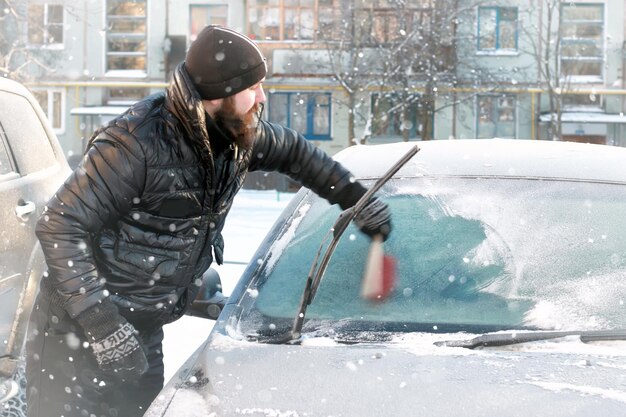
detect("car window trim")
[0,119,19,175]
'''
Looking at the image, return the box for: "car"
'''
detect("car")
[0,77,71,415]
[145,139,626,417]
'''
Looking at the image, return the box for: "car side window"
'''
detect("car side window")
[0,90,57,175]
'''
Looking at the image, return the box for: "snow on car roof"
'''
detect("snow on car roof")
[0,76,34,97]
[333,139,626,184]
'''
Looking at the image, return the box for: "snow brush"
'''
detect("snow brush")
[361,234,396,301]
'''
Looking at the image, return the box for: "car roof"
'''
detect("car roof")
[0,76,70,167]
[0,76,34,97]
[333,139,626,184]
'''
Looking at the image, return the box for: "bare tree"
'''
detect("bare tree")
[0,0,58,81]
[371,0,459,141]
[313,2,389,145]
[518,0,597,141]
[516,0,562,140]
[315,0,457,143]
[315,0,516,143]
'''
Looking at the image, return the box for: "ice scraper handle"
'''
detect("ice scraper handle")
[361,235,397,301]
[76,301,149,381]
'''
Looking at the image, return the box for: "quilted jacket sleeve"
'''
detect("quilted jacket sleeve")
[35,126,146,318]
[249,120,367,210]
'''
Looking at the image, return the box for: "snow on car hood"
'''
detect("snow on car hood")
[148,333,626,417]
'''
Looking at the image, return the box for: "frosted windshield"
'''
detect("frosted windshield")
[245,177,626,333]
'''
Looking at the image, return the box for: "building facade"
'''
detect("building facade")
[2,0,625,162]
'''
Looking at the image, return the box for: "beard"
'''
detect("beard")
[212,98,262,151]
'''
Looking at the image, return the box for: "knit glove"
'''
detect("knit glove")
[354,197,392,241]
[76,300,149,381]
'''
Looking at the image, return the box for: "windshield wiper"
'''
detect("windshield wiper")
[435,329,626,349]
[259,145,420,345]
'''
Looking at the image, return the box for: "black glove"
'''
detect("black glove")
[76,300,149,381]
[354,197,392,241]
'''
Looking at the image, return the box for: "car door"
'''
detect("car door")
[0,85,70,365]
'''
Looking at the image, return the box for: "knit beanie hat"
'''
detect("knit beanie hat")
[185,25,267,100]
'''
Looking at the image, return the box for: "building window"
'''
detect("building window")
[27,4,64,46]
[562,93,603,110]
[370,94,425,140]
[560,3,604,82]
[284,0,315,40]
[317,0,339,39]
[268,92,331,140]
[106,87,146,105]
[477,7,518,51]
[106,0,147,74]
[190,5,228,42]
[476,94,516,139]
[248,0,279,40]
[355,5,429,45]
[32,89,65,134]
[248,0,338,41]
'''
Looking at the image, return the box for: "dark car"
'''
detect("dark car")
[147,139,626,417]
[0,77,70,414]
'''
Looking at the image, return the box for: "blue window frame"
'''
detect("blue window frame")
[370,93,428,140]
[477,7,518,51]
[268,92,331,140]
[476,94,516,139]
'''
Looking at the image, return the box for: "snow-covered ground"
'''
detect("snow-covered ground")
[162,189,294,382]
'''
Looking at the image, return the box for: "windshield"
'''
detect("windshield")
[235,176,626,336]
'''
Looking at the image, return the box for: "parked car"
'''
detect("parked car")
[146,139,626,417]
[0,77,71,414]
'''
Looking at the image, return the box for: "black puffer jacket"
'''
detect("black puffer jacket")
[35,64,366,328]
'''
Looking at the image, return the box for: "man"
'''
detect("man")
[26,25,391,417]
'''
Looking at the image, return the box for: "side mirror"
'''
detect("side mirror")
[187,268,227,320]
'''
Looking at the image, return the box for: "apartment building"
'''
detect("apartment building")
[2,0,625,161]
[452,0,626,145]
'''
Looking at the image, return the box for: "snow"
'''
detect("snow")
[209,332,256,351]
[524,381,626,405]
[69,106,129,115]
[265,203,310,272]
[154,388,213,417]
[235,408,301,416]
[162,189,294,383]
[161,184,626,386]
[336,140,626,185]
[538,112,626,124]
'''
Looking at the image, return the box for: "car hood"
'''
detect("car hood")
[147,332,626,417]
